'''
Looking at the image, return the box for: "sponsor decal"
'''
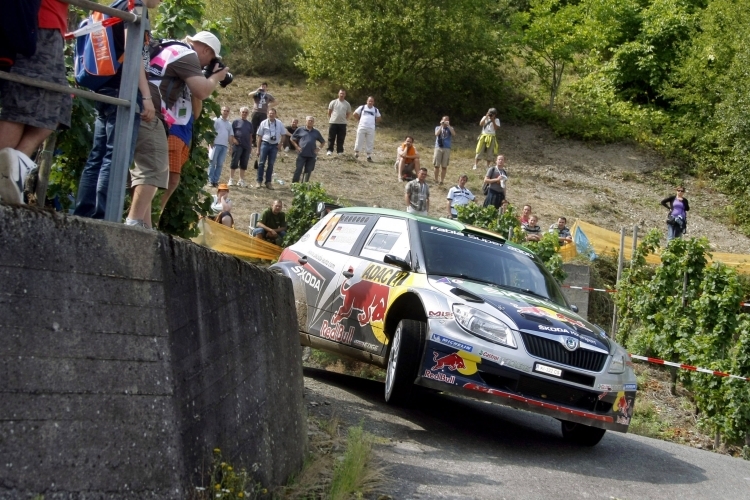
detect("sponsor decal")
[430,333,473,352]
[613,391,635,421]
[598,392,608,400]
[308,250,336,270]
[599,384,613,391]
[500,359,532,373]
[299,233,310,242]
[320,319,355,344]
[538,325,572,334]
[616,416,631,425]
[423,369,456,384]
[624,383,637,391]
[478,349,500,362]
[516,305,593,333]
[292,266,322,291]
[579,335,597,345]
[505,245,534,257]
[431,350,480,376]
[353,340,380,352]
[333,279,390,326]
[428,311,453,319]
[360,263,409,287]
[435,277,452,285]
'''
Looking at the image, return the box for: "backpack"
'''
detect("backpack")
[482,166,498,196]
[73,0,129,91]
[147,39,195,127]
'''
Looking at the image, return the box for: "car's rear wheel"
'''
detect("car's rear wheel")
[385,319,425,405]
[560,421,606,446]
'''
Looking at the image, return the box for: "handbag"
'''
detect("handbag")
[666,215,675,225]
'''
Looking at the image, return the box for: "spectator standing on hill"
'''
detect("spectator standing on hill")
[483,155,507,209]
[282,118,299,152]
[253,199,287,245]
[523,215,542,242]
[208,106,233,187]
[549,217,573,245]
[73,0,160,218]
[290,116,325,183]
[661,186,690,240]
[128,31,229,228]
[0,0,71,204]
[255,108,284,189]
[405,167,430,216]
[447,174,474,219]
[327,89,352,155]
[352,96,381,162]
[473,108,500,170]
[228,107,253,187]
[434,116,455,186]
[249,82,276,147]
[396,136,420,182]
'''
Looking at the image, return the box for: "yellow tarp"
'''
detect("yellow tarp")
[562,220,750,274]
[192,218,282,261]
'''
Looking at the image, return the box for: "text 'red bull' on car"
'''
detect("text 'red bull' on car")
[271,207,637,446]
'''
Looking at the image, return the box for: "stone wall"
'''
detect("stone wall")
[0,206,306,499]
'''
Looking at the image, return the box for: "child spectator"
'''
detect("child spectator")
[523,215,542,242]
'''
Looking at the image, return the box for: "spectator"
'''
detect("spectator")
[160,100,202,214]
[208,106,233,187]
[73,0,160,219]
[255,108,285,189]
[396,136,420,182]
[0,0,71,204]
[405,167,430,216]
[483,155,508,209]
[0,1,40,73]
[282,118,299,152]
[210,183,233,227]
[446,174,474,219]
[519,204,532,225]
[248,82,276,147]
[661,186,689,240]
[549,217,573,245]
[253,199,287,245]
[228,107,253,187]
[326,89,352,155]
[500,198,510,214]
[473,108,500,170]
[433,116,455,186]
[352,96,381,162]
[290,116,325,183]
[127,31,229,228]
[523,215,542,242]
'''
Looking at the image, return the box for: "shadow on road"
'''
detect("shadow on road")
[303,367,708,488]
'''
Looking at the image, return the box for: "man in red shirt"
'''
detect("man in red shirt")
[0,0,71,204]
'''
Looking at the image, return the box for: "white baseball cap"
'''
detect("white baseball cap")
[186,31,222,59]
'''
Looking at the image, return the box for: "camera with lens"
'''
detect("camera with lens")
[203,58,233,88]
[270,135,277,142]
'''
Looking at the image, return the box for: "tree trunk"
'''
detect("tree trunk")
[714,430,721,450]
[670,366,678,396]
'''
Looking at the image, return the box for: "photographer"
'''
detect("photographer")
[127,31,230,229]
[249,82,277,147]
[433,115,455,186]
[473,108,500,171]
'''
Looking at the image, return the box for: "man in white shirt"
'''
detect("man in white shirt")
[405,167,430,216]
[255,108,284,189]
[208,106,233,187]
[352,96,381,162]
[327,89,352,155]
[446,174,475,219]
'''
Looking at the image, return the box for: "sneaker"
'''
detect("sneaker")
[210,182,218,188]
[367,156,373,163]
[354,152,359,159]
[125,218,147,229]
[0,147,35,204]
[337,152,342,155]
[255,183,263,189]
[265,182,274,190]
[326,151,332,156]
[472,165,477,170]
[228,178,236,186]
[237,179,247,188]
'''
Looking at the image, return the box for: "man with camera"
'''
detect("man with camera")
[255,108,285,189]
[473,108,500,171]
[433,115,455,186]
[249,82,277,148]
[127,31,230,229]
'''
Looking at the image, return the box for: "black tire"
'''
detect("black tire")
[384,319,426,405]
[561,421,607,446]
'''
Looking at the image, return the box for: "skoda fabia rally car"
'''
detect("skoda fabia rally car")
[271,207,636,446]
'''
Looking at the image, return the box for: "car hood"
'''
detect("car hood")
[431,276,611,352]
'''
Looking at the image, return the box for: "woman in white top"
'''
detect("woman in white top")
[473,108,501,170]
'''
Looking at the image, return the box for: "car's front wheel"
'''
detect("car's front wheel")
[561,421,606,446]
[385,319,425,405]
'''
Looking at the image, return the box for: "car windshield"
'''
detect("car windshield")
[418,222,568,306]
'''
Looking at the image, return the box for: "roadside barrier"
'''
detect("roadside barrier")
[629,354,750,382]
[561,285,616,293]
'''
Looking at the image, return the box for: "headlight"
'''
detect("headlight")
[452,304,517,349]
[608,354,625,374]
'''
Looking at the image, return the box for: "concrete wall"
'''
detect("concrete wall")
[0,205,306,499]
[562,263,591,320]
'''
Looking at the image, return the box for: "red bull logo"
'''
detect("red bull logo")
[517,306,592,332]
[333,279,391,326]
[431,352,466,371]
[423,369,456,384]
[320,320,355,344]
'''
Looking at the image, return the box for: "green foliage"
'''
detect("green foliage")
[296,0,508,118]
[329,424,374,500]
[194,448,266,499]
[282,182,336,247]
[154,0,205,39]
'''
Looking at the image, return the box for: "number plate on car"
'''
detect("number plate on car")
[534,363,562,377]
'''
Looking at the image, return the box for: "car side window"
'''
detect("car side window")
[360,217,410,261]
[318,213,371,254]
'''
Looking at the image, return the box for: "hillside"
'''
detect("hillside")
[214,76,750,255]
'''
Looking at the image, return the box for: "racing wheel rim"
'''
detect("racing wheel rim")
[385,325,402,397]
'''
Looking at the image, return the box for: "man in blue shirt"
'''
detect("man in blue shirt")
[290,116,325,183]
[433,116,455,186]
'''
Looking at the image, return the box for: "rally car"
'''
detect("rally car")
[271,207,636,446]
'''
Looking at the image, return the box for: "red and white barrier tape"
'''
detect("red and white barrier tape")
[561,285,616,293]
[64,17,122,40]
[629,354,750,382]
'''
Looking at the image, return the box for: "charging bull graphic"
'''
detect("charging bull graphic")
[430,350,481,376]
[332,279,391,327]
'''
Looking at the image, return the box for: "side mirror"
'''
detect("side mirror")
[384,254,411,272]
[570,304,579,313]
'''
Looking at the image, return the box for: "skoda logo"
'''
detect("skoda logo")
[563,336,579,351]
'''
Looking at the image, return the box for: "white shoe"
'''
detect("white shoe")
[228,178,236,186]
[472,165,477,170]
[284,147,290,152]
[0,148,35,204]
[237,179,247,188]
[326,151,332,156]
[125,218,147,228]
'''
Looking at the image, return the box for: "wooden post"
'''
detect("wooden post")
[630,225,638,266]
[34,134,57,207]
[611,227,626,339]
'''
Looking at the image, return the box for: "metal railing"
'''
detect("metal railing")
[0,0,145,222]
